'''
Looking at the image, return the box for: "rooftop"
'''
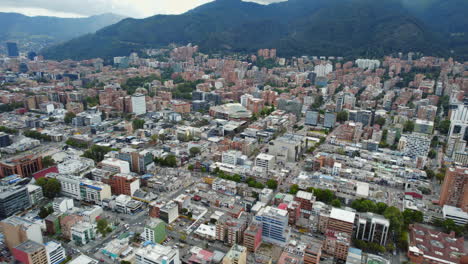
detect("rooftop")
[330,208,356,223]
[14,240,44,253]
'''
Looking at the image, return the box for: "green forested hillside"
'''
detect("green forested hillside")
[41,0,468,60]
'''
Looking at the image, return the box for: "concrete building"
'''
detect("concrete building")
[160,202,179,224]
[12,240,48,264]
[27,185,43,207]
[270,134,306,162]
[355,212,390,245]
[52,198,74,213]
[135,243,181,264]
[305,111,319,126]
[144,219,167,244]
[439,167,468,212]
[324,112,336,128]
[68,255,98,264]
[222,150,242,166]
[109,174,140,196]
[0,186,31,218]
[45,241,66,264]
[327,208,355,236]
[303,240,322,264]
[442,205,468,226]
[56,174,82,200]
[71,222,96,246]
[255,153,275,173]
[223,244,247,264]
[294,190,315,218]
[277,99,302,118]
[99,158,131,174]
[80,180,112,204]
[255,206,290,246]
[449,103,468,141]
[0,216,43,251]
[131,93,147,115]
[243,223,262,253]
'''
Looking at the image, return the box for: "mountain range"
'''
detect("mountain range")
[41,0,468,60]
[0,12,123,53]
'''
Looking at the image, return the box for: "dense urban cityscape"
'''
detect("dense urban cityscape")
[0,13,467,264]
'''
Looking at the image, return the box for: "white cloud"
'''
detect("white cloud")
[0,0,286,18]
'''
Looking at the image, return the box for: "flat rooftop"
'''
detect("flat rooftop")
[330,208,356,223]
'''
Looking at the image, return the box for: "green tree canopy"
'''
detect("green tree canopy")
[64,112,76,124]
[266,179,278,190]
[36,178,61,198]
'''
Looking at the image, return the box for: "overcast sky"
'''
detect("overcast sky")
[0,0,285,18]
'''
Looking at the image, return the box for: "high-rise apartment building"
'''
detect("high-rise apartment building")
[131,93,147,115]
[355,212,390,245]
[255,206,290,246]
[109,174,140,196]
[243,223,262,253]
[439,167,468,212]
[6,42,19,57]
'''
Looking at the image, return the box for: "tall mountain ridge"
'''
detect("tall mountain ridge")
[41,0,468,60]
[0,12,124,53]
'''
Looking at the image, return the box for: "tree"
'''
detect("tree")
[403,120,415,133]
[132,119,145,130]
[331,199,341,208]
[425,169,435,179]
[82,145,114,163]
[64,112,76,124]
[42,156,55,168]
[428,149,437,159]
[188,164,194,171]
[436,173,445,184]
[36,178,61,198]
[266,179,278,190]
[97,219,109,236]
[38,206,54,219]
[438,120,451,135]
[150,134,159,144]
[336,111,349,123]
[189,147,201,157]
[289,184,299,195]
[403,209,423,226]
[375,116,386,127]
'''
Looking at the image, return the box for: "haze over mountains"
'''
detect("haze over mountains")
[0,12,123,53]
[32,0,468,61]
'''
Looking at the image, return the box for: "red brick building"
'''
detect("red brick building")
[0,155,43,178]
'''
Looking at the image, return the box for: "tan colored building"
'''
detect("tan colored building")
[12,240,48,264]
[439,167,468,212]
[303,240,323,264]
[223,244,247,264]
[327,208,355,236]
[0,216,43,251]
